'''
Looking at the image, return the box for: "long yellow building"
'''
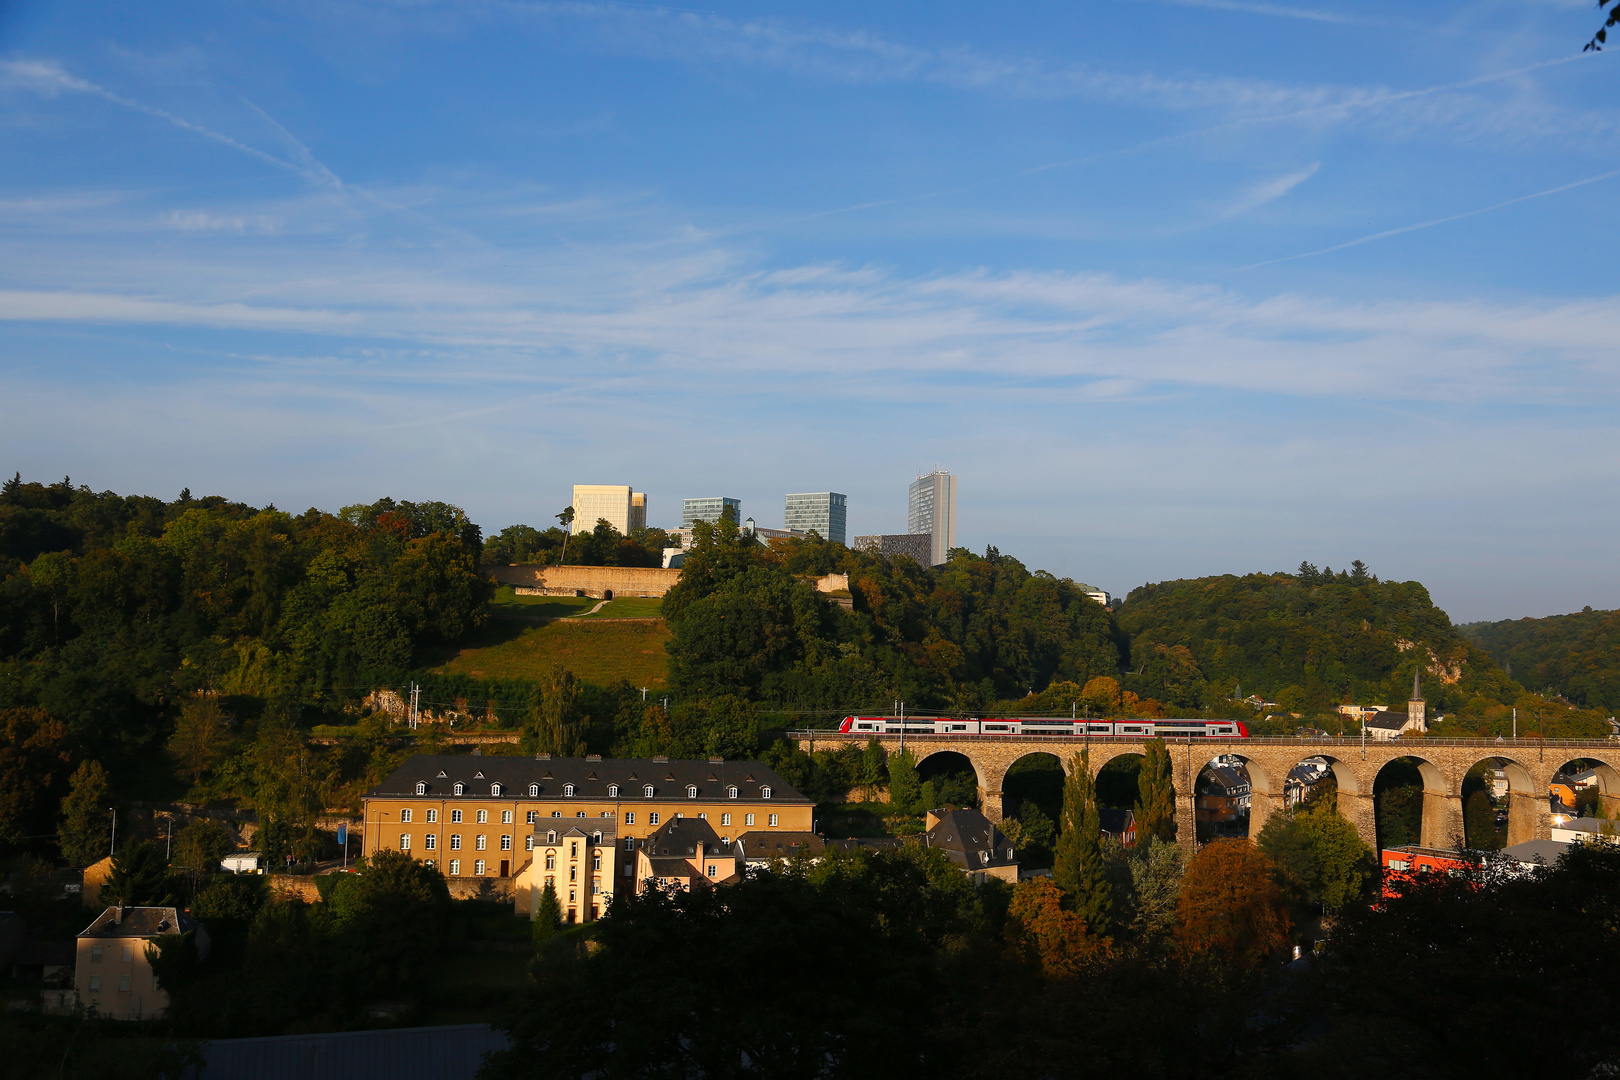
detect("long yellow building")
[361,753,815,883]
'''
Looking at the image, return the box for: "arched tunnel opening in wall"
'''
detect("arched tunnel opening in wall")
[1193,754,1275,843]
[914,750,982,813]
[1374,756,1454,851]
[1459,757,1535,851]
[1551,758,1620,829]
[1001,752,1065,869]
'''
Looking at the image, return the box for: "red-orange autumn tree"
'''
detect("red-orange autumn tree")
[1175,838,1291,965]
[1008,876,1112,978]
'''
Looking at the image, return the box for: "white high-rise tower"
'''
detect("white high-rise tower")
[908,470,956,567]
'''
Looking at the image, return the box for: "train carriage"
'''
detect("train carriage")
[837,716,1247,738]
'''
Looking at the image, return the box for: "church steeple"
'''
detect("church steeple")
[1407,665,1426,733]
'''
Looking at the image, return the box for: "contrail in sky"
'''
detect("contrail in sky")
[1241,168,1620,270]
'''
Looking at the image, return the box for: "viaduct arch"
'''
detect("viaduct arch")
[796,732,1620,851]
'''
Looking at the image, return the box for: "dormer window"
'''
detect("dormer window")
[491,783,503,797]
[564,784,576,797]
[453,782,465,796]
[981,851,990,864]
[608,785,619,798]
[548,831,557,844]
[686,785,698,799]
[529,784,540,797]
[416,782,427,795]
[761,786,772,800]
[644,785,654,798]
[592,832,602,844]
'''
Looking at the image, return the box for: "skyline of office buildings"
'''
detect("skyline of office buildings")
[570,484,646,535]
[784,491,847,546]
[682,496,742,529]
[908,470,957,566]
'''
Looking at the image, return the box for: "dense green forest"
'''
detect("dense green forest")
[1114,561,1520,718]
[1462,607,1620,711]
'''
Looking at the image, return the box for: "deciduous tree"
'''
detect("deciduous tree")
[58,759,111,867]
[1175,838,1290,965]
[1008,876,1112,978]
[168,691,228,786]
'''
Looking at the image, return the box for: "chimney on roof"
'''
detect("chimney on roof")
[652,755,669,763]
[586,754,602,762]
[113,906,124,925]
[472,746,483,756]
[708,757,723,764]
[535,752,551,761]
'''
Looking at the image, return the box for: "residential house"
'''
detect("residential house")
[515,821,619,924]
[634,817,741,892]
[922,807,1018,883]
[1379,846,1474,898]
[1196,763,1251,824]
[75,906,209,1020]
[1098,808,1136,846]
[733,831,824,869]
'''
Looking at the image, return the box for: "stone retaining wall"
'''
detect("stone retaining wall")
[486,564,680,598]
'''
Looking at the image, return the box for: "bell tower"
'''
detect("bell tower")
[1407,667,1426,734]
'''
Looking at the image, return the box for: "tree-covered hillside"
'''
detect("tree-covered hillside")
[1461,607,1620,711]
[663,517,1121,711]
[1116,562,1520,717]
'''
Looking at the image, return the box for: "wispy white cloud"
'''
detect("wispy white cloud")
[1153,0,1353,24]
[163,210,283,234]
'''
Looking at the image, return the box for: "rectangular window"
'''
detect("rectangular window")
[649,812,660,825]
[477,810,488,823]
[122,945,134,962]
[675,812,684,819]
[526,811,538,824]
[721,813,731,826]
[546,854,555,869]
[399,833,411,850]
[449,859,461,875]
[425,859,436,870]
[623,838,634,851]
[525,836,534,851]
[592,854,601,870]
[450,834,462,850]
[707,864,717,877]
[593,881,601,894]
[745,814,755,826]
[624,812,635,825]
[474,860,486,875]
[424,834,436,850]
[89,974,101,990]
[501,835,513,850]
[451,809,463,823]
[476,835,487,850]
[769,815,779,827]
[400,808,412,822]
[426,809,438,823]
[551,811,562,818]
[698,812,707,820]
[91,945,102,962]
[502,810,513,824]
[119,974,131,992]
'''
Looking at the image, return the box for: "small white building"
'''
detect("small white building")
[221,852,263,874]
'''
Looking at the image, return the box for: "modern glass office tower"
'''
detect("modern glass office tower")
[908,471,956,566]
[571,485,647,534]
[783,492,847,545]
[681,497,741,528]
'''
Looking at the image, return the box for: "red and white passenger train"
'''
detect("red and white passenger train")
[837,716,1249,738]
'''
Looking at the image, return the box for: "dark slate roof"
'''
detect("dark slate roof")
[643,816,725,858]
[532,821,618,842]
[367,755,809,805]
[195,1023,508,1080]
[1198,765,1249,793]
[924,808,1017,870]
[734,831,824,860]
[1500,838,1568,866]
[80,906,200,939]
[825,837,907,853]
[1366,710,1410,730]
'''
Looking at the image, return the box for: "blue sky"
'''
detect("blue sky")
[2,0,1616,622]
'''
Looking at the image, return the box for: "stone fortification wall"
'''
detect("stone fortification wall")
[486,564,681,599]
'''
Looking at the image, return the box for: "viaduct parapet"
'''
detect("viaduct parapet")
[794,732,1620,852]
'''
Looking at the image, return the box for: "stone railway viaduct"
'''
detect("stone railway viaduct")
[795,732,1620,852]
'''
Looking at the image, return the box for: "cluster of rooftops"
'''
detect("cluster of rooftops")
[366,754,812,804]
